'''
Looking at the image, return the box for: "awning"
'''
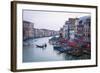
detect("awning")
[67,41,78,48]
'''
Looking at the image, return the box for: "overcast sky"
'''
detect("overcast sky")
[23,10,90,31]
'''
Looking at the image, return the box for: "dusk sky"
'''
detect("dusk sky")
[23,10,90,31]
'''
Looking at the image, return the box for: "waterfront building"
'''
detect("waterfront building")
[34,28,59,38]
[34,29,44,38]
[63,18,77,40]
[23,21,34,40]
[75,16,91,43]
[68,18,76,30]
[63,21,70,39]
[74,18,79,33]
[79,16,91,42]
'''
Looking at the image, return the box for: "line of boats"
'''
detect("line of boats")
[49,36,91,57]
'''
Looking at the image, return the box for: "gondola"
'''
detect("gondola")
[36,45,45,48]
[36,44,47,48]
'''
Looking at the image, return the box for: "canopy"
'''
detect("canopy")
[67,41,79,48]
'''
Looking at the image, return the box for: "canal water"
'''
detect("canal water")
[23,36,90,62]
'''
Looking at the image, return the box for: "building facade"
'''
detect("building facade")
[61,18,77,40]
[23,21,34,40]
[59,16,91,43]
[75,16,91,43]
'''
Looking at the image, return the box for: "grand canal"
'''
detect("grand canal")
[23,36,90,62]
